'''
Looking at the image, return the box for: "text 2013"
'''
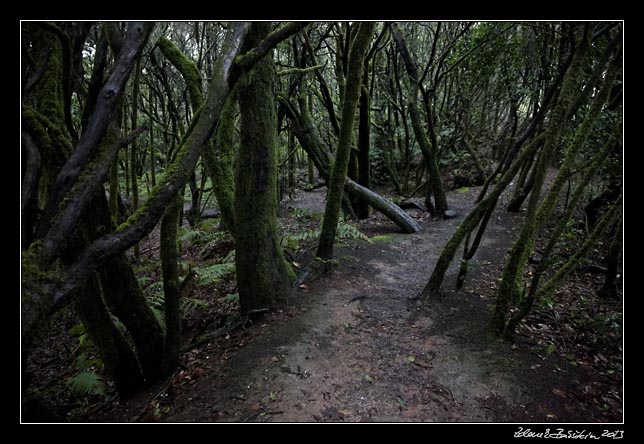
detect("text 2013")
[514,427,624,439]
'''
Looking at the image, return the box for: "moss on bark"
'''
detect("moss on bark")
[316,22,375,259]
[421,132,546,299]
[491,28,590,334]
[235,22,295,313]
[207,93,237,235]
[73,275,145,396]
[157,36,203,109]
[160,194,182,376]
[101,253,165,383]
[158,33,237,235]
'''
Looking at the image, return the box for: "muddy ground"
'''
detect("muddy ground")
[80,185,621,423]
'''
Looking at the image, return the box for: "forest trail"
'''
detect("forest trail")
[94,186,596,423]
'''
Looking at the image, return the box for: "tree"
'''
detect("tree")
[22,22,305,399]
[235,22,296,313]
[316,22,375,260]
[390,22,448,216]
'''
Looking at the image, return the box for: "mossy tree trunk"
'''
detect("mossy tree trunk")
[288,128,296,198]
[130,59,141,259]
[160,193,183,375]
[390,23,447,217]
[420,132,546,299]
[158,33,236,235]
[316,22,375,260]
[21,21,251,354]
[73,274,145,396]
[208,94,237,234]
[491,27,592,334]
[278,94,420,234]
[503,138,619,339]
[356,83,371,219]
[235,22,296,312]
[23,23,308,398]
[308,155,315,185]
[101,253,165,383]
[498,60,621,337]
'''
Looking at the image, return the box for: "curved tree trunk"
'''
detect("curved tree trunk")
[158,33,236,235]
[73,275,145,396]
[390,23,447,217]
[279,94,420,234]
[492,31,609,334]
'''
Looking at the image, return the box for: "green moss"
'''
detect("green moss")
[235,22,295,313]
[371,234,396,243]
[22,241,64,284]
[157,36,203,110]
[491,28,592,335]
[207,93,237,234]
[455,187,470,194]
[30,27,70,142]
[316,23,375,259]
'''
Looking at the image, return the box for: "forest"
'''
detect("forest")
[21,21,622,423]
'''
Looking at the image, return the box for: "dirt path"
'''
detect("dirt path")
[94,187,597,423]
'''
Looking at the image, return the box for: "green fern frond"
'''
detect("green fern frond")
[182,297,209,312]
[220,292,239,303]
[66,372,106,397]
[193,263,235,286]
[336,223,370,243]
[221,249,236,264]
[178,227,206,245]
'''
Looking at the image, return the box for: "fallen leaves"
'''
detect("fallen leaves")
[552,388,569,398]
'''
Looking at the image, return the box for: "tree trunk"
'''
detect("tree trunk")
[130,59,141,259]
[235,22,295,313]
[161,193,182,375]
[390,23,447,217]
[207,94,237,235]
[598,220,622,300]
[308,155,315,185]
[288,128,296,198]
[356,84,371,219]
[187,171,201,226]
[506,153,537,212]
[317,22,375,259]
[101,253,165,383]
[503,140,617,338]
[492,30,598,334]
[73,275,145,396]
[279,94,420,234]
[421,132,546,299]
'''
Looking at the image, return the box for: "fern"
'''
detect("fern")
[66,372,106,397]
[220,292,239,303]
[336,223,370,243]
[193,263,235,286]
[137,275,153,288]
[178,227,206,246]
[74,353,104,371]
[179,225,228,249]
[281,222,369,252]
[221,249,236,264]
[182,297,209,312]
[150,306,166,328]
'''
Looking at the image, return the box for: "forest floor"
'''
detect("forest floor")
[68,181,621,423]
